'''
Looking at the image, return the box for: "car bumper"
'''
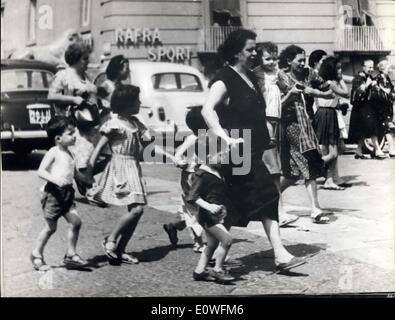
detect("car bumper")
[1,130,48,140]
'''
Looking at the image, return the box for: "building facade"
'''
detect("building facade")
[1,0,394,77]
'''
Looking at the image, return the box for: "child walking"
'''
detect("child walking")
[254,42,299,227]
[31,116,90,271]
[163,108,206,252]
[187,135,236,284]
[314,56,349,190]
[87,85,148,264]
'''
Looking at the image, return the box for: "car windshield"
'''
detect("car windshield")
[152,73,203,91]
[1,69,54,92]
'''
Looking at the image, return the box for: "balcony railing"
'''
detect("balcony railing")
[201,26,245,52]
[335,26,392,52]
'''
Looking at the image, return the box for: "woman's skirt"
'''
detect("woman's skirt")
[314,107,340,145]
[226,153,279,227]
[281,122,325,180]
[348,102,380,143]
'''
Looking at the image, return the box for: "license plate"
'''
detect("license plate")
[26,104,51,125]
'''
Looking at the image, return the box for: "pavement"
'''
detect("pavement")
[1,152,394,297]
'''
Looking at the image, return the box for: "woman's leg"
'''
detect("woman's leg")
[323,145,342,188]
[116,205,144,254]
[305,179,322,214]
[371,136,385,156]
[261,217,294,264]
[355,138,365,156]
[274,176,298,226]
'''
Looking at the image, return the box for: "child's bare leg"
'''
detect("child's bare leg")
[63,210,82,256]
[195,231,218,274]
[206,224,232,272]
[32,219,57,257]
[280,176,297,192]
[261,217,293,264]
[116,205,144,254]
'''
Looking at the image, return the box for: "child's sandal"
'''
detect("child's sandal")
[102,237,119,260]
[30,253,50,271]
[119,253,139,264]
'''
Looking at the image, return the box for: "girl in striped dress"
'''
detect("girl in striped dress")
[87,84,148,264]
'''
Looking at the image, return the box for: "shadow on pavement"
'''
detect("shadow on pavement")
[2,151,45,171]
[231,243,325,278]
[136,244,180,262]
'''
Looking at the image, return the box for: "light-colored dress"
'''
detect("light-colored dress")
[262,72,282,119]
[92,116,147,206]
[254,67,282,175]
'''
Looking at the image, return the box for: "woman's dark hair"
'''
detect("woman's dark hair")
[308,49,327,68]
[64,42,90,66]
[106,55,129,81]
[185,107,208,136]
[278,45,305,69]
[318,56,340,81]
[218,29,257,65]
[111,84,140,114]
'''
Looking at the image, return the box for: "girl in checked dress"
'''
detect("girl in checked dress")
[87,84,148,264]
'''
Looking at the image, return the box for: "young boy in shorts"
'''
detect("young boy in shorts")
[31,116,91,271]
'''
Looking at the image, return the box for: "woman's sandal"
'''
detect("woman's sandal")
[311,212,330,224]
[119,253,139,264]
[30,253,50,271]
[102,237,119,260]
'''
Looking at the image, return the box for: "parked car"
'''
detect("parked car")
[1,59,58,156]
[94,61,208,141]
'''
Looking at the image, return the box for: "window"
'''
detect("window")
[180,74,203,91]
[152,73,203,92]
[28,0,37,42]
[81,0,91,28]
[153,73,178,90]
[1,70,54,91]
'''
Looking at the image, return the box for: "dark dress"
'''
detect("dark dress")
[373,72,395,134]
[209,66,279,226]
[348,72,380,142]
[186,167,236,228]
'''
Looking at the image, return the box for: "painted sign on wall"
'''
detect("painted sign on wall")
[115,28,192,63]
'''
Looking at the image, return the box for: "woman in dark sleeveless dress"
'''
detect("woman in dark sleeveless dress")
[201,29,306,272]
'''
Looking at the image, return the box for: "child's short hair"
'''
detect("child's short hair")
[46,116,75,143]
[185,107,208,136]
[257,42,278,57]
[111,84,140,114]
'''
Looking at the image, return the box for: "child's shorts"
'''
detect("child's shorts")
[41,182,76,221]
